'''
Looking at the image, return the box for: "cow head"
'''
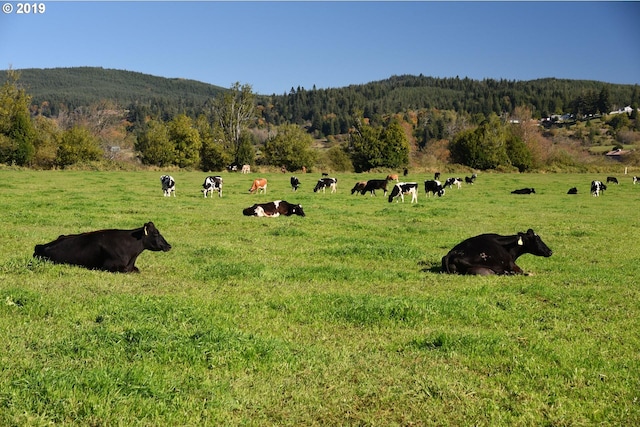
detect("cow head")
[289,204,306,217]
[519,229,552,257]
[142,222,172,252]
[243,205,258,216]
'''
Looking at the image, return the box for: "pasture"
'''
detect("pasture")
[1,169,639,426]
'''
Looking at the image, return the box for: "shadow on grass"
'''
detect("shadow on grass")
[418,259,442,274]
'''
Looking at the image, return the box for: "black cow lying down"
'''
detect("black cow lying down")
[33,222,171,273]
[243,200,305,217]
[441,229,552,275]
[511,188,535,194]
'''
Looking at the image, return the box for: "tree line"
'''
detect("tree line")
[1,68,639,172]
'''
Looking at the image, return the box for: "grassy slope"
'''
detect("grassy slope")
[1,170,639,425]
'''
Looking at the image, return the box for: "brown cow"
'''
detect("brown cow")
[249,178,268,194]
[386,174,399,182]
[351,181,367,195]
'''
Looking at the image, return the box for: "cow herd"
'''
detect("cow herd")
[32,170,637,275]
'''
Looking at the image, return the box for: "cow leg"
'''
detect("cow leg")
[467,267,497,275]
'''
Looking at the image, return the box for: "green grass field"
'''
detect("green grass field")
[1,169,639,426]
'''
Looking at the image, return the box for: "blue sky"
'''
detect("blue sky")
[1,1,639,95]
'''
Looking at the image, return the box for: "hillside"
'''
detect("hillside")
[0,67,227,116]
[2,67,639,141]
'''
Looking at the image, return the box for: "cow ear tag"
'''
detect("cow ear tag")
[144,226,148,236]
[517,236,523,246]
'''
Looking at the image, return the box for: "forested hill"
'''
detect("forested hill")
[2,67,638,133]
[263,75,639,132]
[0,67,227,117]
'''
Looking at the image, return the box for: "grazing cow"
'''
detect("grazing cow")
[360,179,389,196]
[444,177,462,189]
[314,177,337,193]
[248,178,268,194]
[567,187,578,195]
[606,176,619,184]
[290,176,301,191]
[351,181,367,195]
[386,174,399,182]
[591,180,607,197]
[241,164,251,174]
[242,200,305,217]
[33,222,171,273]
[434,172,441,180]
[633,176,639,184]
[465,176,476,184]
[160,175,175,197]
[424,180,445,197]
[511,188,536,194]
[441,229,552,275]
[202,176,223,198]
[388,182,418,203]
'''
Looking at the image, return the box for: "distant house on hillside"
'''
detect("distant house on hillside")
[605,148,631,161]
[609,106,634,115]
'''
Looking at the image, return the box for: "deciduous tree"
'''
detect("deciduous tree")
[55,126,102,167]
[135,120,175,166]
[168,114,201,168]
[263,124,316,171]
[0,69,36,165]
[215,82,255,165]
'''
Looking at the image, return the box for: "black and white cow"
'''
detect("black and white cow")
[567,187,578,195]
[160,175,175,197]
[606,176,619,184]
[465,176,476,184]
[360,179,389,196]
[388,182,418,203]
[290,176,301,191]
[511,188,536,194]
[591,180,607,196]
[314,177,337,193]
[242,200,306,217]
[424,180,445,197]
[444,177,462,189]
[441,229,553,275]
[33,222,172,273]
[202,176,223,198]
[633,176,639,184]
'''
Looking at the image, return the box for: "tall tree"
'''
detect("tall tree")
[0,69,36,165]
[379,120,409,169]
[168,114,201,168]
[215,82,255,165]
[196,114,229,172]
[135,120,175,166]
